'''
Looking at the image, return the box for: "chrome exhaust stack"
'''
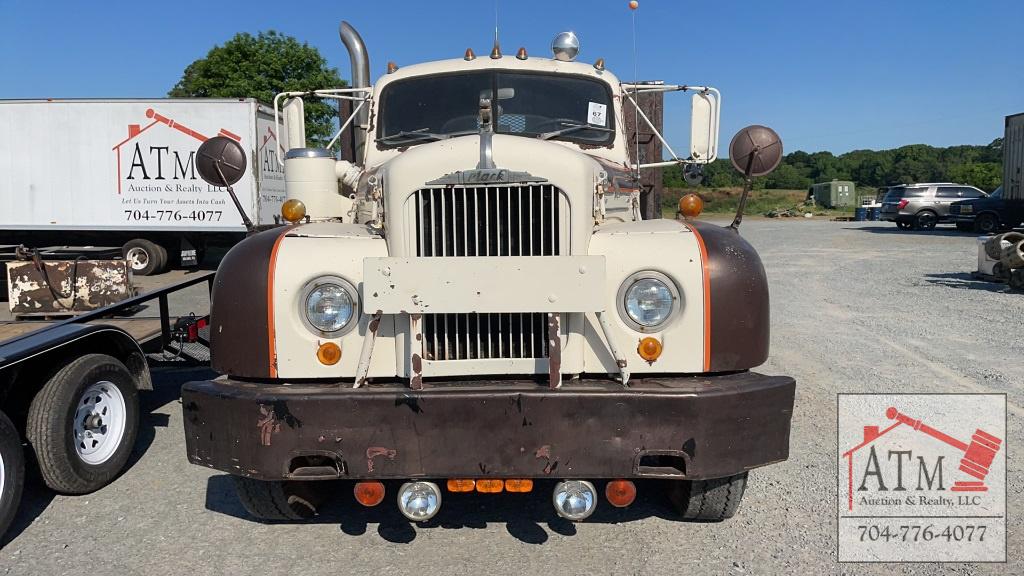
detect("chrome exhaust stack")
[338,21,370,162]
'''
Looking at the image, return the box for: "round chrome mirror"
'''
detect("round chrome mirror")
[729,125,783,177]
[196,136,247,187]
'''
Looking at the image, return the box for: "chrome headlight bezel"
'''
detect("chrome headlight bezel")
[299,275,359,337]
[616,271,682,333]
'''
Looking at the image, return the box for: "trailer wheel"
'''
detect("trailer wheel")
[233,477,326,521]
[0,410,25,540]
[26,354,139,494]
[973,214,1000,235]
[668,472,748,521]
[122,239,166,276]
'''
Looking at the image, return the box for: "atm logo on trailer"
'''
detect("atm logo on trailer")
[111,108,240,193]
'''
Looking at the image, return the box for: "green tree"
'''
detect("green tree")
[169,31,344,146]
[946,162,1002,191]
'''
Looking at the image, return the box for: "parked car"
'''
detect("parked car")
[880,183,988,230]
[950,186,1024,233]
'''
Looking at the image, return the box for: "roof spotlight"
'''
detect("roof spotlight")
[551,31,580,62]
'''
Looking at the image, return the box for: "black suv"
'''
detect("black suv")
[950,186,1023,233]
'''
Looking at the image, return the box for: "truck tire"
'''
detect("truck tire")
[26,354,139,494]
[974,213,1000,235]
[0,410,25,540]
[912,210,937,230]
[122,239,166,276]
[668,472,748,521]
[233,477,325,521]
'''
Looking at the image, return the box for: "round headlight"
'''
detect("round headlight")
[619,273,679,331]
[304,281,355,334]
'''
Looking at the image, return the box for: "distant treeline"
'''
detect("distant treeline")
[665,139,1004,192]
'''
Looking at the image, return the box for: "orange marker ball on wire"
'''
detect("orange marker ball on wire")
[629,1,639,9]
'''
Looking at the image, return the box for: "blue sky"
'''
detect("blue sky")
[1,0,1021,155]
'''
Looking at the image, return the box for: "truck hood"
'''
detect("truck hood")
[378,134,610,257]
[377,133,608,195]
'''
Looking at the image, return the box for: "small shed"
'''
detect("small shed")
[808,180,856,208]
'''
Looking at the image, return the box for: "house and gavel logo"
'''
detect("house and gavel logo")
[841,406,1002,511]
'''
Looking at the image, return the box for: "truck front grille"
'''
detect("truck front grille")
[409,184,566,361]
[423,312,550,360]
[411,184,565,257]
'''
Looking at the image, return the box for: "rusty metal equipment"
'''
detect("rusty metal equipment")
[6,257,134,318]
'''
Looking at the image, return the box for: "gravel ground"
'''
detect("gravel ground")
[1,219,1021,575]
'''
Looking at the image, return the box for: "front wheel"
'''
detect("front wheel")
[26,354,140,494]
[233,477,329,522]
[0,410,25,540]
[668,472,748,521]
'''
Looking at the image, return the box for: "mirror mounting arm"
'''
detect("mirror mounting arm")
[214,163,255,232]
[730,151,759,231]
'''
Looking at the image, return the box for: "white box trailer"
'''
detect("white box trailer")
[0,99,289,274]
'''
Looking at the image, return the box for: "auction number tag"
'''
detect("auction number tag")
[587,102,607,126]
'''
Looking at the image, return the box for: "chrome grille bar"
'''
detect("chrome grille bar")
[411,184,565,360]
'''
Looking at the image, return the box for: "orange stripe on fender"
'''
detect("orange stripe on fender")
[680,221,711,371]
[266,229,290,378]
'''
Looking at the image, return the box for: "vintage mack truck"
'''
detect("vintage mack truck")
[181,21,795,524]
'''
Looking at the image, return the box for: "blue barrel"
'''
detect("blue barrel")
[867,207,878,220]
[854,207,868,221]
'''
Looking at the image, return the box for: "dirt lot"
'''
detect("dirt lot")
[1,219,1021,575]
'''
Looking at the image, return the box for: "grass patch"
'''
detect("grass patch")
[660,187,857,219]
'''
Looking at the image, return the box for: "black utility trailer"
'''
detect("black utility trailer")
[0,271,213,540]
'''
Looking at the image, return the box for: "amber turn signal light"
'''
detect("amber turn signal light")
[281,198,307,223]
[475,479,504,493]
[637,337,663,363]
[504,479,534,493]
[317,342,342,365]
[447,479,476,492]
[605,479,637,507]
[354,481,385,507]
[678,193,703,219]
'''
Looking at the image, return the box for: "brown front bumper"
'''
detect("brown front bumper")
[181,372,795,481]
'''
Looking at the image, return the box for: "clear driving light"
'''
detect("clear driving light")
[305,283,354,333]
[552,480,597,521]
[397,481,442,521]
[624,278,674,328]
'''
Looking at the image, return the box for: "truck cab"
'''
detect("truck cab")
[181,22,795,524]
[951,186,1024,233]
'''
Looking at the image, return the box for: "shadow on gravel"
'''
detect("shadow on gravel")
[843,226,978,237]
[203,476,684,544]
[923,272,1012,293]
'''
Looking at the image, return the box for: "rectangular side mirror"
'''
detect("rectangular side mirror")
[283,97,307,150]
[690,91,719,163]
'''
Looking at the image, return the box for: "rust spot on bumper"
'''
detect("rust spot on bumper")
[366,447,397,472]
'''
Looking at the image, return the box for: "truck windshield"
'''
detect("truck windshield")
[377,71,615,148]
[990,186,1002,199]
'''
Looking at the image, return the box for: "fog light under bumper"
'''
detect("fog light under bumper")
[397,481,442,521]
[552,480,598,521]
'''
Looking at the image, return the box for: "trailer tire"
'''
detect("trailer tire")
[0,410,25,540]
[233,477,325,521]
[668,472,748,522]
[26,354,139,494]
[122,239,166,276]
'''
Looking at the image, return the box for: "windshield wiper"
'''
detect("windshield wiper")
[379,128,477,145]
[538,121,613,141]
